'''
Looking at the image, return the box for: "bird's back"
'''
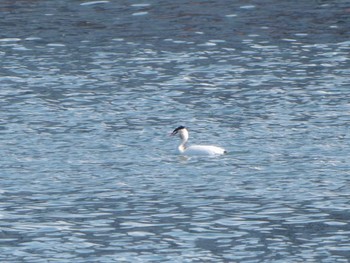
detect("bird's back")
[185,145,226,155]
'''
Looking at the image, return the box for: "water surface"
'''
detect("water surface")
[1,0,350,262]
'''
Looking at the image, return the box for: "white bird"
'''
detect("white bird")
[170,126,226,156]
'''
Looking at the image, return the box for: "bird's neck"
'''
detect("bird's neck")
[178,143,186,153]
[178,136,188,153]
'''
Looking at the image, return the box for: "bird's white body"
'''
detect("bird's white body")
[171,126,226,156]
[180,144,226,155]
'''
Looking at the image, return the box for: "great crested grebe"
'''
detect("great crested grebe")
[170,126,226,156]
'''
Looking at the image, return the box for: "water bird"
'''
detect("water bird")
[170,126,226,156]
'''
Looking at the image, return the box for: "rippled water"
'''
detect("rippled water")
[1,0,350,262]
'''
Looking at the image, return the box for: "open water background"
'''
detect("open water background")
[1,0,350,262]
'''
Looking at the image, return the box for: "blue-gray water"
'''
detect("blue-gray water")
[1,0,350,262]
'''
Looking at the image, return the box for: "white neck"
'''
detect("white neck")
[178,129,189,153]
